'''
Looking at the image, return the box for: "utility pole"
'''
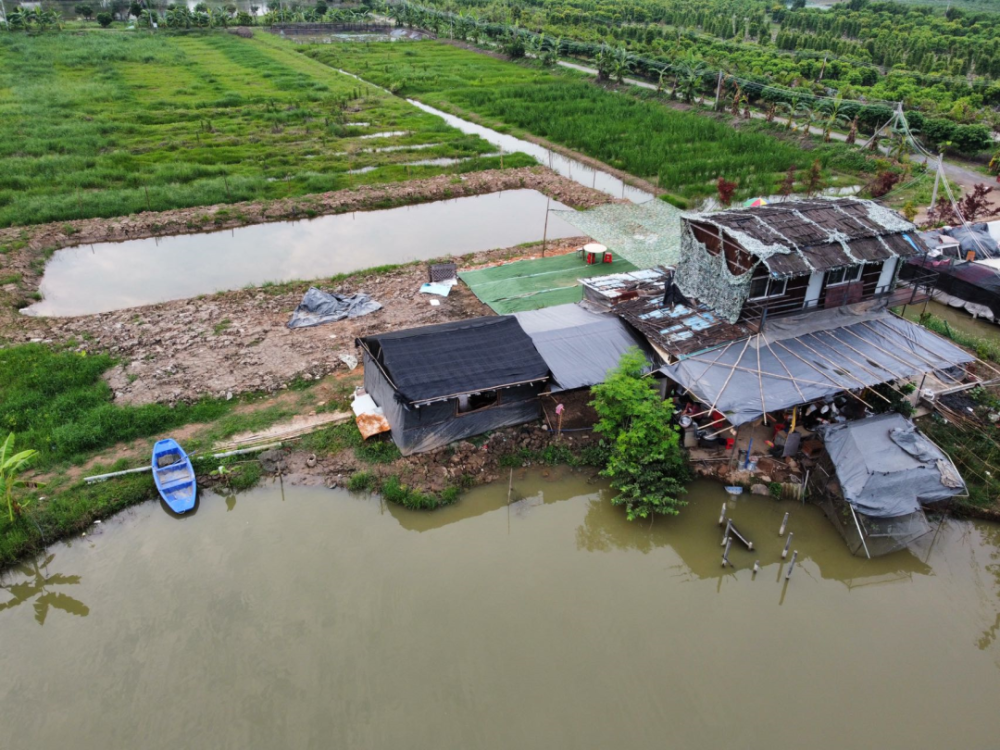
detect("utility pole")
[714,71,723,110]
[0,0,9,30]
[929,153,943,210]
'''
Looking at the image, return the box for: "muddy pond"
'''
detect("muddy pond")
[25,189,577,317]
[2,468,1000,749]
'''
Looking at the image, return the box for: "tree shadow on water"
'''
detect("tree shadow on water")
[0,554,90,625]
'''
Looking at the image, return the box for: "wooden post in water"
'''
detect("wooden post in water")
[779,512,789,536]
[785,551,798,580]
[782,532,794,560]
[722,538,733,568]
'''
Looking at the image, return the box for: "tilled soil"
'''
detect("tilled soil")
[31,237,586,405]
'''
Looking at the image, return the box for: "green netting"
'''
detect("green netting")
[552,200,683,269]
[460,253,637,314]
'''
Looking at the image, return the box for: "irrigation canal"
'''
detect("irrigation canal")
[2,468,1000,748]
[24,189,577,317]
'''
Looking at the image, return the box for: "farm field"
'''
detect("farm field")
[0,30,529,227]
[304,39,860,203]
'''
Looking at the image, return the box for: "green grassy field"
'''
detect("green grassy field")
[304,40,859,202]
[0,30,529,227]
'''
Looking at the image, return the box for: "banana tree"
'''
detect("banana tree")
[1,433,39,524]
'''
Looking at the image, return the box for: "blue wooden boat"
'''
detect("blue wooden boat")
[152,438,197,514]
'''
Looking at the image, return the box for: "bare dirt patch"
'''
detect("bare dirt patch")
[23,237,586,405]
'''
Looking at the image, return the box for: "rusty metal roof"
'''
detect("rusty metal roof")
[684,198,926,277]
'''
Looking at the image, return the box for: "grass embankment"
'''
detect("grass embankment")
[0,342,344,567]
[0,30,532,227]
[909,312,1000,510]
[303,40,867,204]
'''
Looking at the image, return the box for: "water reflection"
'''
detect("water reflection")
[0,554,89,625]
[574,480,935,585]
[25,189,577,317]
[387,465,600,532]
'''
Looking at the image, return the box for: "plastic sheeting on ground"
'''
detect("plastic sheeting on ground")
[287,287,381,329]
[552,200,683,270]
[459,253,637,315]
[819,413,966,518]
[514,304,658,392]
[660,313,975,426]
[357,316,549,405]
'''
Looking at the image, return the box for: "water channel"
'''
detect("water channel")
[2,468,1000,748]
[25,189,578,317]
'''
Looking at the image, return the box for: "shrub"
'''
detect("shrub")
[347,471,377,492]
[96,12,112,26]
[590,348,688,520]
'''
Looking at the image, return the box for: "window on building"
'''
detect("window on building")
[457,391,499,414]
[747,276,788,300]
[826,265,863,286]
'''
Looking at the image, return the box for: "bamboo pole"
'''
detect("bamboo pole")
[708,336,754,414]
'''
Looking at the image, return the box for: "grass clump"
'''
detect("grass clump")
[0,33,514,227]
[0,344,233,469]
[306,40,856,202]
[347,470,377,492]
[379,475,445,510]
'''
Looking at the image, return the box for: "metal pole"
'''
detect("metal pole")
[722,518,732,546]
[542,196,550,257]
[714,71,722,110]
[849,504,871,559]
[779,512,789,536]
[0,0,9,30]
[928,153,943,210]
[782,532,793,559]
[722,537,733,567]
[785,550,798,579]
[719,502,727,526]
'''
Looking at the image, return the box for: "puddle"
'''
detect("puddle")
[24,190,579,317]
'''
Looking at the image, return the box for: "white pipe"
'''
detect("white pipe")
[84,442,285,483]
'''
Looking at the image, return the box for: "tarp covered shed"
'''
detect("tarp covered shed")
[660,311,974,427]
[820,413,966,518]
[514,304,658,392]
[357,317,550,455]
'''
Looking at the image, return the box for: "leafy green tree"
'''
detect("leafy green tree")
[590,349,688,521]
[1,433,39,523]
[96,11,113,26]
[75,4,94,19]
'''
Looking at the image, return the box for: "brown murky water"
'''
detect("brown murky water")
[2,470,1000,749]
[25,189,578,317]
[901,299,1000,341]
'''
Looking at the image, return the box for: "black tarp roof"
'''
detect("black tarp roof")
[357,317,549,405]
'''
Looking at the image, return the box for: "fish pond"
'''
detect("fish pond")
[2,469,1000,749]
[25,189,577,317]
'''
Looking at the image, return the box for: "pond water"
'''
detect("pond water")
[24,189,577,317]
[2,469,1000,749]
[901,299,1000,341]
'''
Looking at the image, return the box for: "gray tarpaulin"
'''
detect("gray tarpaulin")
[514,304,658,392]
[660,312,974,426]
[287,287,381,329]
[820,413,966,517]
